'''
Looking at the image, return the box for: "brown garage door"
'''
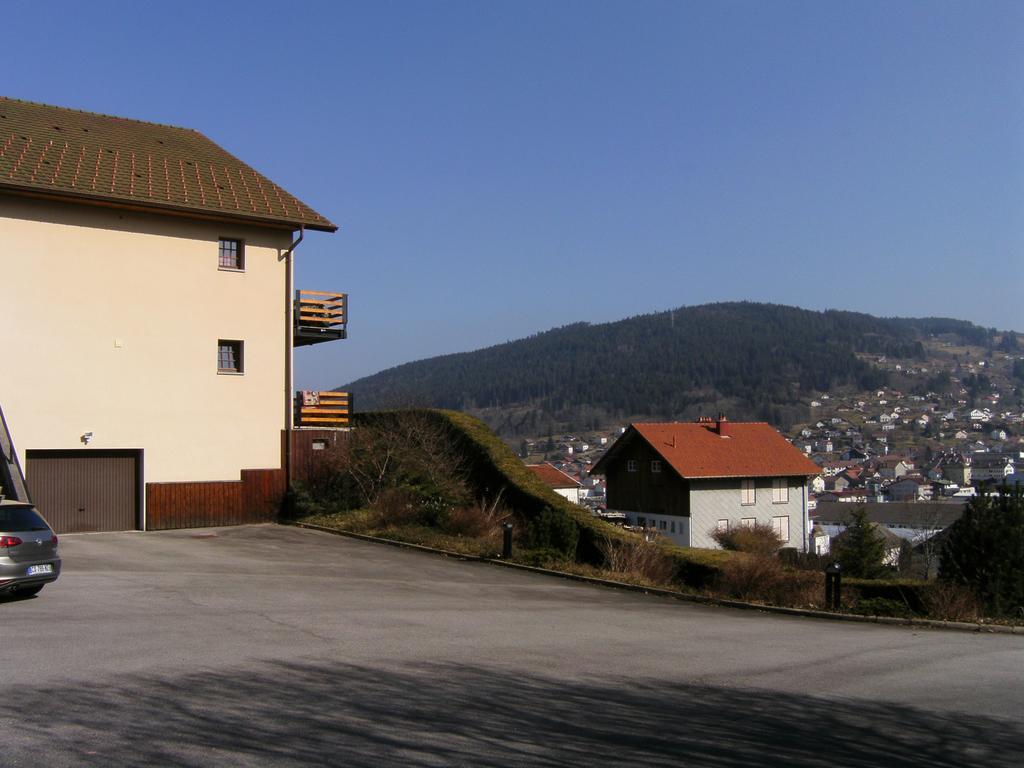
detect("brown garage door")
[25,450,140,533]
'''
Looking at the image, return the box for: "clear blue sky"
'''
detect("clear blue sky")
[6,1,1022,389]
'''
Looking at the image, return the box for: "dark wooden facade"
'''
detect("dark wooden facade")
[144,429,350,530]
[603,434,691,518]
[287,428,350,484]
[145,468,285,530]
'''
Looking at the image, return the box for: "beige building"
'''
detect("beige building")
[0,97,345,532]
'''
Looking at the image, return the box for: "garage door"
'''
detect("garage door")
[25,450,140,533]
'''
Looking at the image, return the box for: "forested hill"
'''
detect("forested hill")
[341,302,999,437]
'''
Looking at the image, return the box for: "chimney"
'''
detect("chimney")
[716,413,729,436]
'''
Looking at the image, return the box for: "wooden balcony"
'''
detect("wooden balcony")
[294,391,352,428]
[294,290,347,347]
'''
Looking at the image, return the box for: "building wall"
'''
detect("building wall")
[688,477,808,550]
[1,195,293,491]
[552,486,582,504]
[622,510,690,546]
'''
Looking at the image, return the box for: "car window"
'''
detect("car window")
[0,506,51,532]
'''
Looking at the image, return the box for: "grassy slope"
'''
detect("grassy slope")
[357,409,735,587]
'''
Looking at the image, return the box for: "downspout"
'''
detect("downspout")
[802,481,809,553]
[284,225,304,490]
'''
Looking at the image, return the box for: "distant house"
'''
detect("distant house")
[886,477,932,502]
[832,523,904,567]
[813,501,965,543]
[816,489,868,504]
[971,455,1016,483]
[526,463,583,504]
[876,457,912,480]
[590,416,820,551]
[935,454,971,485]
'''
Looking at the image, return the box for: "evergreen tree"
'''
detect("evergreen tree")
[834,508,887,578]
[939,486,1024,617]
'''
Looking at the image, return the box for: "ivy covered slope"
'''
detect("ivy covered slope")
[343,302,994,435]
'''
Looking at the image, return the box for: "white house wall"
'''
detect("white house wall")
[1,195,292,484]
[688,478,808,551]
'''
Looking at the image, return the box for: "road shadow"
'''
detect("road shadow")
[5,659,1020,766]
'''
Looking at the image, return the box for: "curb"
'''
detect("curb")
[287,521,1023,635]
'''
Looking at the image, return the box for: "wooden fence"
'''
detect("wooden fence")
[145,468,285,530]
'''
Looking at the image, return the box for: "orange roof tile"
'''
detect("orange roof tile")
[0,97,335,231]
[526,463,581,489]
[594,420,821,479]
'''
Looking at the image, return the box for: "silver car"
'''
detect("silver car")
[0,500,61,597]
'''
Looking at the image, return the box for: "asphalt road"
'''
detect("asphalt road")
[1,524,1022,767]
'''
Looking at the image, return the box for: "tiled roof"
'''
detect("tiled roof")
[594,420,822,479]
[526,463,581,489]
[0,97,335,231]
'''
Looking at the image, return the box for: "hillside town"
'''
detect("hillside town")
[520,346,1024,556]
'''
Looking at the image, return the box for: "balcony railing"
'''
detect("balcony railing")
[295,391,352,428]
[294,290,347,347]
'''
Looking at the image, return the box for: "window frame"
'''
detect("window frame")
[772,515,790,542]
[626,459,639,473]
[217,339,244,374]
[218,237,245,271]
[741,479,756,506]
[740,517,756,529]
[651,460,662,474]
[772,478,790,504]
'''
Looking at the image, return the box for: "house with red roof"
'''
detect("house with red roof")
[590,416,821,550]
[526,463,583,504]
[0,97,346,533]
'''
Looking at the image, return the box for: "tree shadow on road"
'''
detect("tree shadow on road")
[6,659,1021,766]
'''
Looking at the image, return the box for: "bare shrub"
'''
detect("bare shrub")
[714,555,820,607]
[711,523,783,556]
[599,536,675,586]
[922,580,980,622]
[344,410,471,510]
[369,487,421,528]
[446,492,511,539]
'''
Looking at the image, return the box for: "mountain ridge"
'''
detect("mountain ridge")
[340,302,1016,437]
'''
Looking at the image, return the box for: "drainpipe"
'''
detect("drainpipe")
[284,225,304,489]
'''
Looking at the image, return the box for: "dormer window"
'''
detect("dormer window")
[219,238,244,270]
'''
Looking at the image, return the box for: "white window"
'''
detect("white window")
[627,459,639,473]
[772,515,790,542]
[741,518,756,528]
[772,478,790,504]
[716,519,729,532]
[651,460,662,473]
[659,520,667,531]
[671,521,676,533]
[741,479,755,505]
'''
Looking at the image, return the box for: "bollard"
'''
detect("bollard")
[824,562,842,611]
[501,522,513,559]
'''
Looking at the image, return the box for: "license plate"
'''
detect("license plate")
[26,564,53,576]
